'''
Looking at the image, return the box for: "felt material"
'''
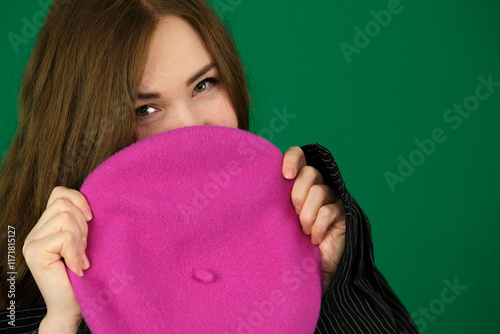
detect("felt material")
[67,125,322,333]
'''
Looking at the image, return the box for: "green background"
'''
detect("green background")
[1,1,499,332]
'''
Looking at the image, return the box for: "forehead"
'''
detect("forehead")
[140,16,213,92]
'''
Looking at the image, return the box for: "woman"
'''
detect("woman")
[0,0,417,333]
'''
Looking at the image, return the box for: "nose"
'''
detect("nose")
[169,103,205,129]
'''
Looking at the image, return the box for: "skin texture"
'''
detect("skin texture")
[23,16,346,333]
[134,17,238,139]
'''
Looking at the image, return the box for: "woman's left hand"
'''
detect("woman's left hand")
[282,146,346,295]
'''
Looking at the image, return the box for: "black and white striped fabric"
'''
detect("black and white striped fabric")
[0,306,90,333]
[302,144,418,334]
[0,144,418,333]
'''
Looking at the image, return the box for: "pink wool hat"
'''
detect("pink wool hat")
[68,125,322,333]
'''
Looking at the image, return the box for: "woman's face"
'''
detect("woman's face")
[134,16,238,141]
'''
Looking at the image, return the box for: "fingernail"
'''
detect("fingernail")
[83,208,93,221]
[295,206,302,215]
[81,254,90,270]
[284,166,295,179]
[77,266,84,277]
[82,237,88,250]
[303,227,310,235]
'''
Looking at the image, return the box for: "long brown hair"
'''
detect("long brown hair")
[0,0,250,308]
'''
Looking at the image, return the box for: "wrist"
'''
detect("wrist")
[39,310,82,334]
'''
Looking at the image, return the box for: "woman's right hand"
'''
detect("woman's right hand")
[22,186,92,333]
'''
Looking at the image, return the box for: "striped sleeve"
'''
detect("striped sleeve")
[0,306,91,333]
[301,143,419,334]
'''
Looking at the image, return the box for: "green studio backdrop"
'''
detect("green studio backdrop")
[1,1,499,333]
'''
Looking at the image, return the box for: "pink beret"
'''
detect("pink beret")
[68,125,322,333]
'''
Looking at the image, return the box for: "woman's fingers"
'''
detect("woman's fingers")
[34,212,89,268]
[283,147,347,291]
[24,229,84,277]
[291,166,325,215]
[297,184,334,235]
[309,202,344,245]
[47,186,93,221]
[318,220,346,292]
[24,230,84,321]
[21,186,91,324]
[35,200,88,240]
[27,187,91,259]
[23,186,92,277]
[282,146,307,180]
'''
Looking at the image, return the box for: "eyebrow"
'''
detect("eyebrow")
[187,63,215,86]
[137,63,215,101]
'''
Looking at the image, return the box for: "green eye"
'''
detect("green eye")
[194,81,208,93]
[193,77,218,95]
[135,105,157,117]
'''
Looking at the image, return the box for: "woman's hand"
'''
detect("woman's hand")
[282,147,346,295]
[22,186,92,333]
